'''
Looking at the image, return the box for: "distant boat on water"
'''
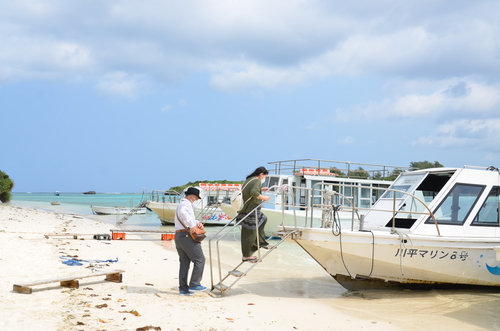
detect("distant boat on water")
[54,191,60,196]
[91,205,147,215]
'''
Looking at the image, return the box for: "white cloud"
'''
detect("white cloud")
[302,122,319,130]
[95,72,148,100]
[1,0,500,95]
[333,79,500,120]
[413,119,500,152]
[337,136,356,145]
[209,61,328,91]
[160,99,187,113]
[161,105,172,113]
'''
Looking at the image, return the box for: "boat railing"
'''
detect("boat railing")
[267,158,414,179]
[265,183,440,236]
[148,190,181,203]
[116,188,148,208]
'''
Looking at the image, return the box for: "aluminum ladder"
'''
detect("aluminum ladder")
[208,227,297,298]
[116,201,147,226]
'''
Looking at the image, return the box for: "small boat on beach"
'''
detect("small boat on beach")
[50,201,61,205]
[91,205,147,215]
[282,165,500,290]
[147,185,236,225]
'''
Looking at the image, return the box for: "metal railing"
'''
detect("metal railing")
[114,188,148,226]
[267,158,414,179]
[208,203,264,294]
[261,183,439,236]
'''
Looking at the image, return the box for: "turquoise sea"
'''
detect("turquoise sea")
[7,192,235,239]
[9,192,164,229]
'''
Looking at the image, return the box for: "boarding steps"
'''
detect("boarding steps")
[116,201,147,226]
[209,230,297,297]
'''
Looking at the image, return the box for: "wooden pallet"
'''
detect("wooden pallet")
[13,269,125,294]
[44,233,81,239]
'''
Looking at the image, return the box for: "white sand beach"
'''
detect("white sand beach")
[1,205,499,331]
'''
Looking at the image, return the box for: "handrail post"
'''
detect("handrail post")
[391,193,396,233]
[255,207,260,259]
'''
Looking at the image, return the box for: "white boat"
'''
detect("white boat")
[91,205,147,215]
[282,165,500,290]
[147,185,237,225]
[50,201,61,205]
[219,159,406,235]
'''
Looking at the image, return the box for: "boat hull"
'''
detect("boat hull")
[91,206,147,215]
[288,227,500,290]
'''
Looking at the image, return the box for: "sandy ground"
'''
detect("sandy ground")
[1,205,498,331]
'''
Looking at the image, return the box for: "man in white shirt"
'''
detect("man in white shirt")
[174,187,206,296]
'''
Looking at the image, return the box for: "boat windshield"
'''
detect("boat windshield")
[426,184,485,225]
[381,174,426,199]
[471,186,500,227]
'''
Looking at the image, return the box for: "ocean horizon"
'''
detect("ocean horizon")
[8,192,164,229]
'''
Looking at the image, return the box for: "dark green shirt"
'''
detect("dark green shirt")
[239,177,261,214]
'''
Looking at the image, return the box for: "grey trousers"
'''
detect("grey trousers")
[175,232,205,291]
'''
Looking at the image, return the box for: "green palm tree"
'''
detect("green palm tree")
[0,170,14,203]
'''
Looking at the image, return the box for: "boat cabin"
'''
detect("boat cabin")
[363,166,500,237]
[264,159,411,213]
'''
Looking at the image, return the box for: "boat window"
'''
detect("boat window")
[268,177,280,188]
[361,185,370,199]
[372,184,389,202]
[381,174,427,199]
[471,187,500,227]
[343,186,353,199]
[426,184,485,225]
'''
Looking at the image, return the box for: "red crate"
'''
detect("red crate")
[161,233,174,241]
[112,232,126,240]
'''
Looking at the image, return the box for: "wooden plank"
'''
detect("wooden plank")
[60,279,79,288]
[105,272,122,283]
[13,269,125,294]
[13,285,32,294]
[44,233,81,239]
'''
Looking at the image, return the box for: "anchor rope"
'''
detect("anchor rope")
[325,200,375,281]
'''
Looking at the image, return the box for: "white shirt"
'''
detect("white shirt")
[174,198,199,231]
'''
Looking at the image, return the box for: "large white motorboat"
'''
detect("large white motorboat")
[281,165,500,290]
[147,184,238,225]
[219,159,407,235]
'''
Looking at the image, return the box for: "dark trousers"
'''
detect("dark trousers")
[241,218,269,257]
[175,232,205,291]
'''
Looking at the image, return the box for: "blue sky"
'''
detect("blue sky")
[2,0,500,192]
